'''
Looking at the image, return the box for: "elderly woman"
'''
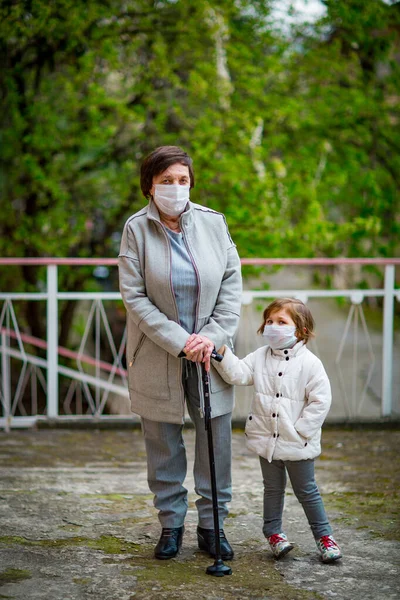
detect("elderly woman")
[118,146,242,560]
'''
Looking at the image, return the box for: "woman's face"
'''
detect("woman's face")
[150,163,190,197]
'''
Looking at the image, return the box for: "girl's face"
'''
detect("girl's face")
[266,308,296,328]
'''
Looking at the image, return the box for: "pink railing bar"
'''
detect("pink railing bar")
[0,258,119,266]
[1,327,127,378]
[240,258,400,266]
[0,257,399,266]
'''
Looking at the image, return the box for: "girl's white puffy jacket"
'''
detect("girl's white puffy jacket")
[213,342,332,462]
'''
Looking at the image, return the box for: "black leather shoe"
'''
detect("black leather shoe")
[197,526,234,560]
[154,526,184,560]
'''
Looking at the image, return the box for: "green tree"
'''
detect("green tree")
[279,0,400,259]
[219,0,400,261]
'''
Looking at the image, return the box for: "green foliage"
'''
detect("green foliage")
[2,0,399,261]
[0,0,399,340]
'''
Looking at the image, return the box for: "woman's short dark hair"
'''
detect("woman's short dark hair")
[140,146,195,199]
[257,297,315,344]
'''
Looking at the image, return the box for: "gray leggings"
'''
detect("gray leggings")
[259,457,332,540]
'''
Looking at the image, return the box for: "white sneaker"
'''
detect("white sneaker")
[316,535,342,563]
[267,532,294,559]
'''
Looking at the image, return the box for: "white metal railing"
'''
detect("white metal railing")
[0,257,399,430]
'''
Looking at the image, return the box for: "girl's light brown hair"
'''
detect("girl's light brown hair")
[257,297,315,344]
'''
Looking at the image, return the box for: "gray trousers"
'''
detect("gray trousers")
[141,360,232,529]
[260,457,332,540]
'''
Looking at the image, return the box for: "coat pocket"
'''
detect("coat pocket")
[244,413,273,459]
[129,333,146,367]
[294,429,309,448]
[128,335,169,400]
[245,412,274,437]
[209,365,231,393]
[281,418,309,447]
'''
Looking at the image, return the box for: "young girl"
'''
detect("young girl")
[213,297,342,563]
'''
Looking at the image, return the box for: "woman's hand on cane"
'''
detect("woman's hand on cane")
[184,334,214,372]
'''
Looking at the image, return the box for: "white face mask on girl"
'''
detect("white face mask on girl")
[262,325,298,350]
[153,184,190,217]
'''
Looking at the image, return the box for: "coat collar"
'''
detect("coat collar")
[147,199,195,229]
[269,340,306,359]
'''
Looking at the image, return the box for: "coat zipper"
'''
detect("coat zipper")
[129,333,146,367]
[181,228,204,415]
[159,222,186,416]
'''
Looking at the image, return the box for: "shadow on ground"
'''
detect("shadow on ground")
[0,426,399,600]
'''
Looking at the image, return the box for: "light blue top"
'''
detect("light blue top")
[166,229,198,334]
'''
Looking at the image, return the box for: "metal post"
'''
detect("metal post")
[95,300,100,413]
[47,265,59,418]
[1,327,11,432]
[382,264,395,417]
[352,306,359,417]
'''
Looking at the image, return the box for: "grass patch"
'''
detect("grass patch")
[324,491,400,541]
[73,577,92,585]
[0,568,31,586]
[0,535,141,554]
[128,551,324,600]
[318,430,400,542]
[79,493,133,501]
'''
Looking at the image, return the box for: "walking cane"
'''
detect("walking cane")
[202,349,232,577]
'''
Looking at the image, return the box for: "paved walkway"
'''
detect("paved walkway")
[0,426,399,600]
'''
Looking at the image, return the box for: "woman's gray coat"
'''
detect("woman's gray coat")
[118,199,242,424]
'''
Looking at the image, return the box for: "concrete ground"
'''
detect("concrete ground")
[0,425,399,600]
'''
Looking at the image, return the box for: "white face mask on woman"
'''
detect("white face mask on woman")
[154,184,190,217]
[262,325,298,350]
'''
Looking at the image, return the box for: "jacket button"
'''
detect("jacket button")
[276,393,279,398]
[284,350,288,354]
[286,357,289,361]
[272,413,276,417]
[304,442,308,446]
[273,433,276,438]
[278,372,282,376]
[249,416,253,420]
[277,433,280,437]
